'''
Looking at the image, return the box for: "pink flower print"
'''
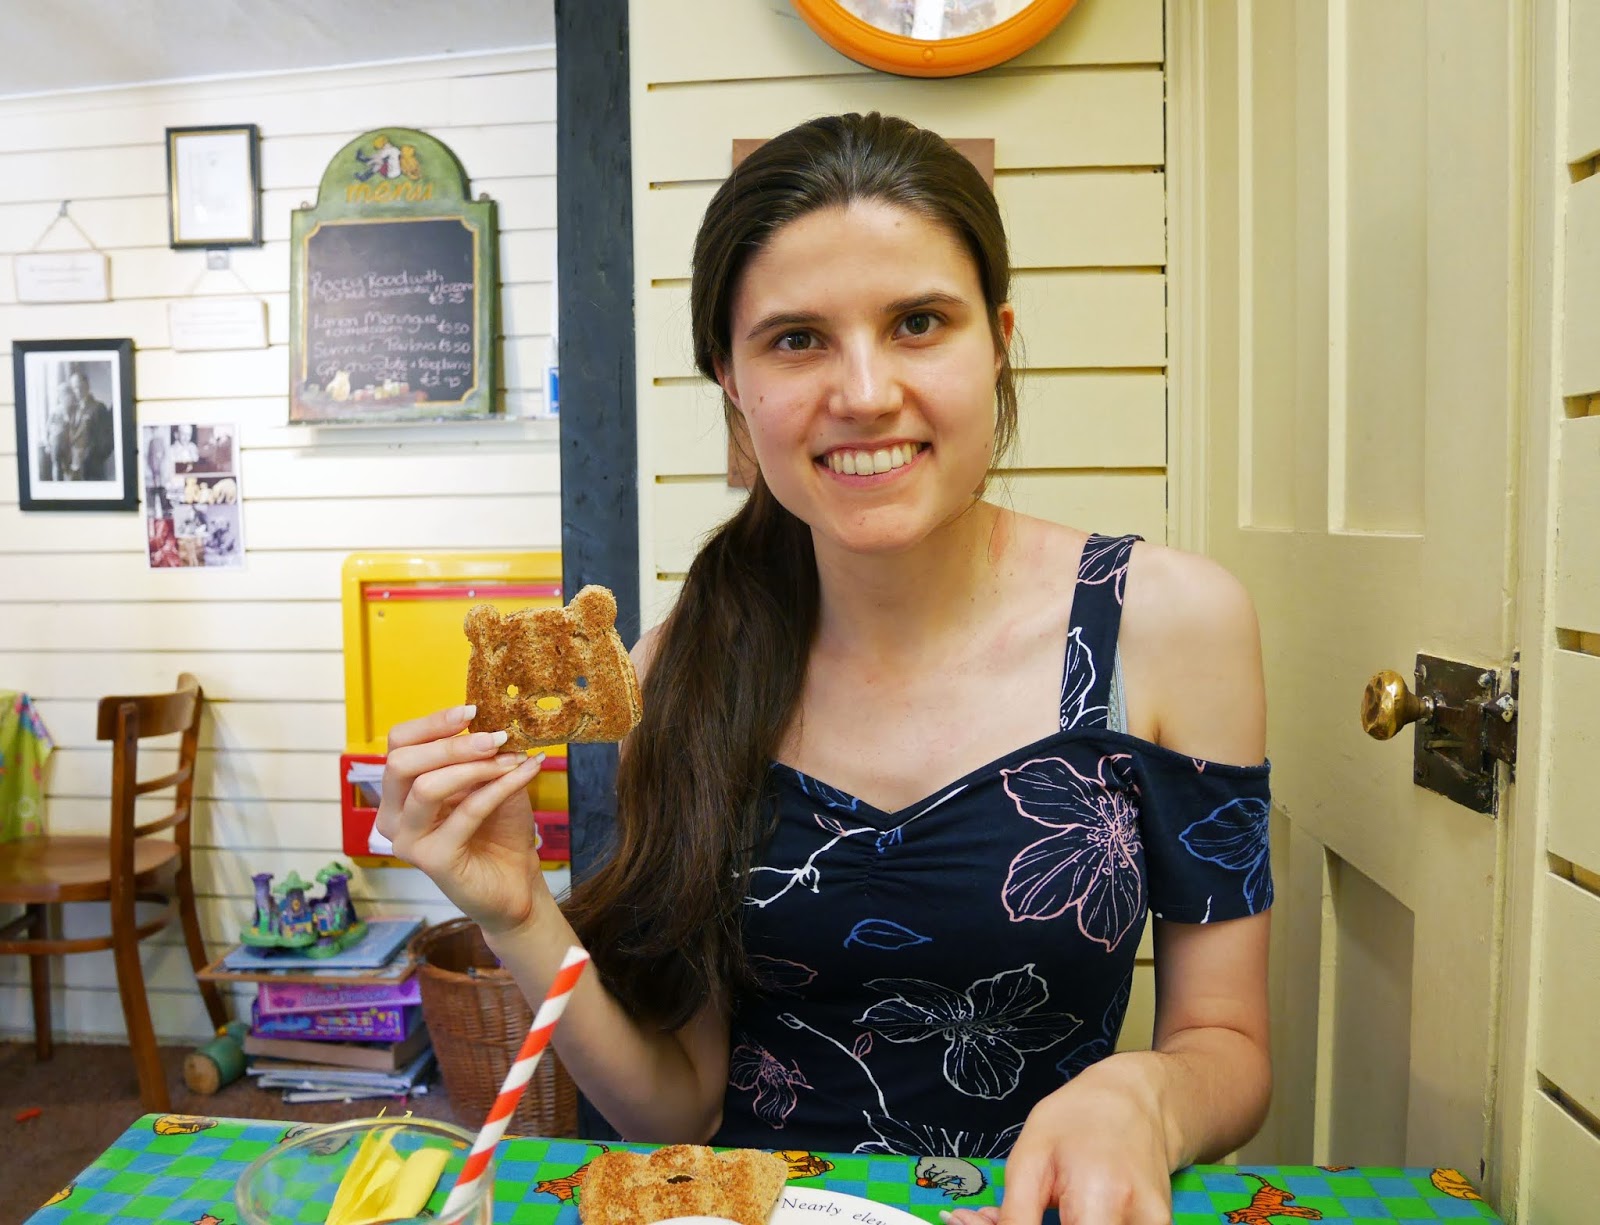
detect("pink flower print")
[728,1042,811,1129]
[1079,535,1133,603]
[1000,753,1144,950]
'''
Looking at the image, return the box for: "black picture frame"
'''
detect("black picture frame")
[165,124,262,249]
[12,338,138,512]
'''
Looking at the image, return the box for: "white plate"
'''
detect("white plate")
[656,1186,926,1225]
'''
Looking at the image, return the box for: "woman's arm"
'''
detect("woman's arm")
[971,547,1273,1224]
[1129,543,1273,1166]
[379,626,732,1143]
[479,894,731,1143]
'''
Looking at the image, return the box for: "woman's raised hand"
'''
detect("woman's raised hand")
[374,704,549,936]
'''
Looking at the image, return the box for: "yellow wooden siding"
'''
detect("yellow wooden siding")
[0,50,560,1044]
[630,0,1160,84]
[1568,0,1600,164]
[1547,648,1600,875]
[1528,1092,1600,1225]
[636,72,1163,185]
[1554,417,1600,633]
[1537,878,1600,1121]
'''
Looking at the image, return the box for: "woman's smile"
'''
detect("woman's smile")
[816,440,928,481]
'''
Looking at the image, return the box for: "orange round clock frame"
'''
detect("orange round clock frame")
[792,0,1081,78]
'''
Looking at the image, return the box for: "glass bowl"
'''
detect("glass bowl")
[234,1116,494,1225]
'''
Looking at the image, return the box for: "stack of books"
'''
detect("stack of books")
[209,916,435,1103]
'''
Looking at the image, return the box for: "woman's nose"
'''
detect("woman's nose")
[829,342,902,417]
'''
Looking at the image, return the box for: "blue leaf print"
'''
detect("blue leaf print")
[845,919,932,951]
[796,770,860,813]
[1179,797,1274,914]
[875,826,903,853]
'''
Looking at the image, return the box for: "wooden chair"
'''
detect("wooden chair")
[0,673,229,1111]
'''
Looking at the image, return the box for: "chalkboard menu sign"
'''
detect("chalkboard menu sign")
[290,129,497,423]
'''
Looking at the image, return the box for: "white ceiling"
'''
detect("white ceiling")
[0,0,554,99]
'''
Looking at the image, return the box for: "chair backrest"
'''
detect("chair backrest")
[96,673,204,869]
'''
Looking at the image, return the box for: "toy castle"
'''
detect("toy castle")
[241,861,367,956]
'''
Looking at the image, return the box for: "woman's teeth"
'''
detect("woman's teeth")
[825,443,922,475]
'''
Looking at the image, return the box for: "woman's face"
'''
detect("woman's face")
[717,200,1012,558]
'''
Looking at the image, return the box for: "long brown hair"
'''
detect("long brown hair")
[564,112,1019,1030]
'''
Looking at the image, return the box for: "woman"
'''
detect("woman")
[377,112,1272,1224]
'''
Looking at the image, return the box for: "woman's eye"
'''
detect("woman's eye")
[900,312,937,337]
[776,331,815,352]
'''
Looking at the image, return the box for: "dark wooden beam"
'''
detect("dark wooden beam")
[554,0,636,1142]
[555,0,638,887]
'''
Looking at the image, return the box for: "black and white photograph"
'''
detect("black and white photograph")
[142,421,244,568]
[11,338,137,511]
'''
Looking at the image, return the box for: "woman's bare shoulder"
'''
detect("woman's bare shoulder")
[1120,541,1266,764]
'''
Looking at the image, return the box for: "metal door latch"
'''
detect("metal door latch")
[1360,653,1518,815]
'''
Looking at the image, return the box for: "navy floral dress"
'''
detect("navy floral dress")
[712,534,1273,1159]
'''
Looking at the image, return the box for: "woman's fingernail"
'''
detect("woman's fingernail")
[471,730,509,750]
[450,704,477,723]
[938,1213,955,1225]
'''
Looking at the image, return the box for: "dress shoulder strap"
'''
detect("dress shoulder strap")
[1059,533,1142,731]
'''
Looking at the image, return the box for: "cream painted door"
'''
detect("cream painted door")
[1192,0,1521,1176]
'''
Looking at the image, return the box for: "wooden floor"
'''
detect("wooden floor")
[0,1040,466,1225]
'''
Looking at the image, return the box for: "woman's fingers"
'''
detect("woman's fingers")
[380,710,507,811]
[423,754,543,862]
[378,753,521,845]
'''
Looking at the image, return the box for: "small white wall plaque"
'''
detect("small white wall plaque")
[14,251,110,302]
[168,298,269,351]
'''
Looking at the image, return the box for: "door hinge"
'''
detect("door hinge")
[1411,652,1518,816]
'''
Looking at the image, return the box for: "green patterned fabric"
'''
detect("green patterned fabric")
[24,1114,1504,1224]
[0,691,53,843]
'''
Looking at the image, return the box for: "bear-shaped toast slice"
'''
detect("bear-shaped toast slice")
[577,1144,790,1225]
[464,585,643,751]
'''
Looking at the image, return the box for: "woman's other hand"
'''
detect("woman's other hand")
[374,704,548,936]
[942,1056,1174,1225]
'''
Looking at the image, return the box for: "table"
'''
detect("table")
[23,1113,1504,1224]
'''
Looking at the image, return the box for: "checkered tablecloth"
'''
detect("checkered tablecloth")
[22,1113,1503,1224]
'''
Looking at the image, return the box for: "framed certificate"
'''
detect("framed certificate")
[166,124,262,248]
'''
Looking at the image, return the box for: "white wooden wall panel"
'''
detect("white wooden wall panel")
[5,551,347,602]
[0,51,558,1044]
[0,652,342,702]
[1548,649,1600,875]
[631,0,1159,84]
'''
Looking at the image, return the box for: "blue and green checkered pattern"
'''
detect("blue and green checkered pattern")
[24,1114,1504,1225]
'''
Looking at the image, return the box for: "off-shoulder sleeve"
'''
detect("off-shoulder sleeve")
[1131,746,1273,924]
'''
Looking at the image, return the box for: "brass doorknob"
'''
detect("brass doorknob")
[1361,669,1434,740]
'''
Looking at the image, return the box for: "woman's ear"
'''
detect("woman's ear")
[995,303,1016,374]
[713,354,743,414]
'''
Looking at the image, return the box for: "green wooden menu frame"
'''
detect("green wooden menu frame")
[289,128,498,424]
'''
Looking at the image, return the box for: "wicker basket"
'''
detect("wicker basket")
[413,917,579,1138]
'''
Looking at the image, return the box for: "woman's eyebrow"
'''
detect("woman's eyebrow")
[744,309,825,342]
[883,290,967,316]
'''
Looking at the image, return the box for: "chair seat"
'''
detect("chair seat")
[0,834,180,903]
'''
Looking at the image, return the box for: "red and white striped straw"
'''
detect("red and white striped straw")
[441,945,590,1217]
